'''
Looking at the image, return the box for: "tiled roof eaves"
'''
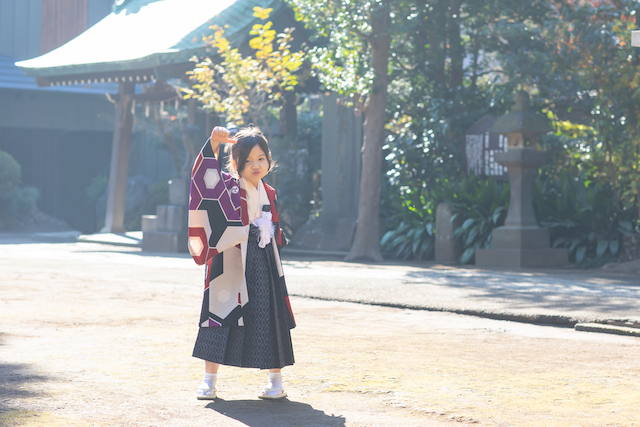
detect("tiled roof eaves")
[0,55,117,94]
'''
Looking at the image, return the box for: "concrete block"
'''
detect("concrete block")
[141,215,157,232]
[156,205,186,232]
[491,226,550,250]
[142,231,179,252]
[435,202,462,264]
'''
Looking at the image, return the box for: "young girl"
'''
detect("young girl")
[187,126,295,400]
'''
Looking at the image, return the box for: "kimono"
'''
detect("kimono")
[187,139,294,329]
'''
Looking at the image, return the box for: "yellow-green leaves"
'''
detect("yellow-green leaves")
[183,7,305,129]
[253,6,272,20]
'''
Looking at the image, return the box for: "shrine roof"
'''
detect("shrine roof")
[0,54,117,94]
[15,0,284,86]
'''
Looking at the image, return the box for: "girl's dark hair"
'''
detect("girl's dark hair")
[226,126,275,176]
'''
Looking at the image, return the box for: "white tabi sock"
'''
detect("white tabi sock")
[267,371,283,390]
[202,372,217,390]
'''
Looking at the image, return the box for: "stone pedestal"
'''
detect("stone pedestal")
[142,177,189,252]
[435,202,462,264]
[476,148,568,268]
[291,93,362,252]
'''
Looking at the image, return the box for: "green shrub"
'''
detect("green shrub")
[380,186,437,260]
[149,178,170,207]
[380,175,509,263]
[0,150,21,199]
[449,176,510,264]
[86,173,108,206]
[14,186,40,215]
[0,150,40,222]
[535,171,639,267]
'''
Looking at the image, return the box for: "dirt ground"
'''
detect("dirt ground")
[1,240,640,427]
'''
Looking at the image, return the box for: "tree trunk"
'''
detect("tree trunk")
[426,4,447,87]
[345,1,391,262]
[448,0,463,88]
[279,91,298,140]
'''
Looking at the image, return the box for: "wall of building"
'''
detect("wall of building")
[0,127,113,233]
[0,0,113,59]
[0,0,42,59]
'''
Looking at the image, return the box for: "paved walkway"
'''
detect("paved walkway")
[1,236,639,427]
[282,256,640,327]
[12,231,640,325]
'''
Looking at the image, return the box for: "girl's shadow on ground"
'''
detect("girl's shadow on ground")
[206,398,346,427]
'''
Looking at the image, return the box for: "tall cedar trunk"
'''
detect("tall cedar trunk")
[448,0,463,88]
[345,2,391,262]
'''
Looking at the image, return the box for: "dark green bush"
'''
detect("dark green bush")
[86,173,108,207]
[380,175,509,263]
[14,186,40,215]
[535,171,639,267]
[0,150,21,199]
[0,150,40,223]
[380,185,437,260]
[450,176,510,264]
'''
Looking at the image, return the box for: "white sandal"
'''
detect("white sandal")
[196,384,217,400]
[259,386,287,400]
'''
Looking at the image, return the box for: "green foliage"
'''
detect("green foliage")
[379,175,509,263]
[13,186,40,216]
[449,176,510,264]
[86,173,108,207]
[0,150,21,199]
[376,0,640,268]
[184,7,305,131]
[535,170,639,268]
[379,2,556,235]
[537,2,640,213]
[380,185,437,260]
[149,178,170,208]
[0,150,39,223]
[288,0,379,100]
[267,100,322,236]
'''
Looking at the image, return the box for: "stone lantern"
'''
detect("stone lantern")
[475,90,568,268]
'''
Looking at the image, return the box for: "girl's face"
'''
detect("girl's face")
[239,144,269,188]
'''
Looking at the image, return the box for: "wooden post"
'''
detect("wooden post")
[101,81,135,233]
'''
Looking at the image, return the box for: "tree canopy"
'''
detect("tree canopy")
[288,0,640,262]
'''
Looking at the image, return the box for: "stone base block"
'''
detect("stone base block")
[156,205,186,232]
[435,202,462,264]
[476,248,569,268]
[492,226,550,250]
[142,231,187,253]
[141,215,157,232]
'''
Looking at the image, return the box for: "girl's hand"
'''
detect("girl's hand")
[209,126,236,156]
[211,126,236,144]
